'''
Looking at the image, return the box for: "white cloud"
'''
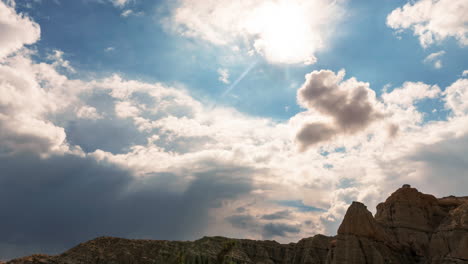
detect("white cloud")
[387,0,468,48]
[121,9,133,17]
[0,53,80,156]
[382,81,441,107]
[0,3,85,156]
[462,70,468,77]
[217,68,230,84]
[444,77,468,116]
[0,0,40,59]
[47,50,76,73]
[114,101,141,118]
[168,0,346,64]
[110,0,131,8]
[76,106,103,120]
[423,50,445,68]
[121,9,143,17]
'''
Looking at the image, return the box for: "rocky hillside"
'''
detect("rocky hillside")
[5,185,468,264]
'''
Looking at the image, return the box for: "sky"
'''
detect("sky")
[0,0,467,260]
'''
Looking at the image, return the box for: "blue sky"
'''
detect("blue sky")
[16,0,467,119]
[1,0,467,260]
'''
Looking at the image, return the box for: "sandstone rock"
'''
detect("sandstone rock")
[429,202,468,263]
[374,186,451,257]
[337,202,387,241]
[330,200,417,264]
[375,186,445,232]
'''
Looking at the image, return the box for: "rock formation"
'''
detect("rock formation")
[6,185,468,264]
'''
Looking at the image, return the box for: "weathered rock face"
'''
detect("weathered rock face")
[330,185,468,264]
[6,186,468,264]
[330,201,416,264]
[337,202,387,241]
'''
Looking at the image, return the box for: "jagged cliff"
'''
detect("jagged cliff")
[5,185,468,264]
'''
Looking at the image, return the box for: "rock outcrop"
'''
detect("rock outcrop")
[6,185,468,264]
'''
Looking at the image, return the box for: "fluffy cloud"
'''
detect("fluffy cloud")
[444,77,468,116]
[387,0,468,47]
[168,0,346,64]
[47,50,76,73]
[76,106,103,120]
[0,0,40,59]
[295,70,383,150]
[423,50,445,68]
[0,53,75,155]
[382,81,441,107]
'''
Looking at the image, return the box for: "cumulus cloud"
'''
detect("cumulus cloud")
[444,77,468,116]
[0,0,40,59]
[47,50,76,73]
[0,54,74,155]
[423,50,445,68]
[114,101,141,118]
[387,0,468,47]
[382,81,441,107]
[295,70,382,150]
[168,0,346,64]
[76,106,103,120]
[296,123,336,151]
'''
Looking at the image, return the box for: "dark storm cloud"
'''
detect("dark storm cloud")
[275,200,326,212]
[0,153,253,260]
[296,70,383,150]
[226,214,258,230]
[226,213,302,240]
[261,210,291,220]
[262,223,301,239]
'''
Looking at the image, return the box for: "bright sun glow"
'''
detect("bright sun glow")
[245,1,323,64]
[172,0,342,65]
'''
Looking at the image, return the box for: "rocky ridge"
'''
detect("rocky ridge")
[5,185,468,264]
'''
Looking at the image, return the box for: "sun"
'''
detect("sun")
[244,1,322,64]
